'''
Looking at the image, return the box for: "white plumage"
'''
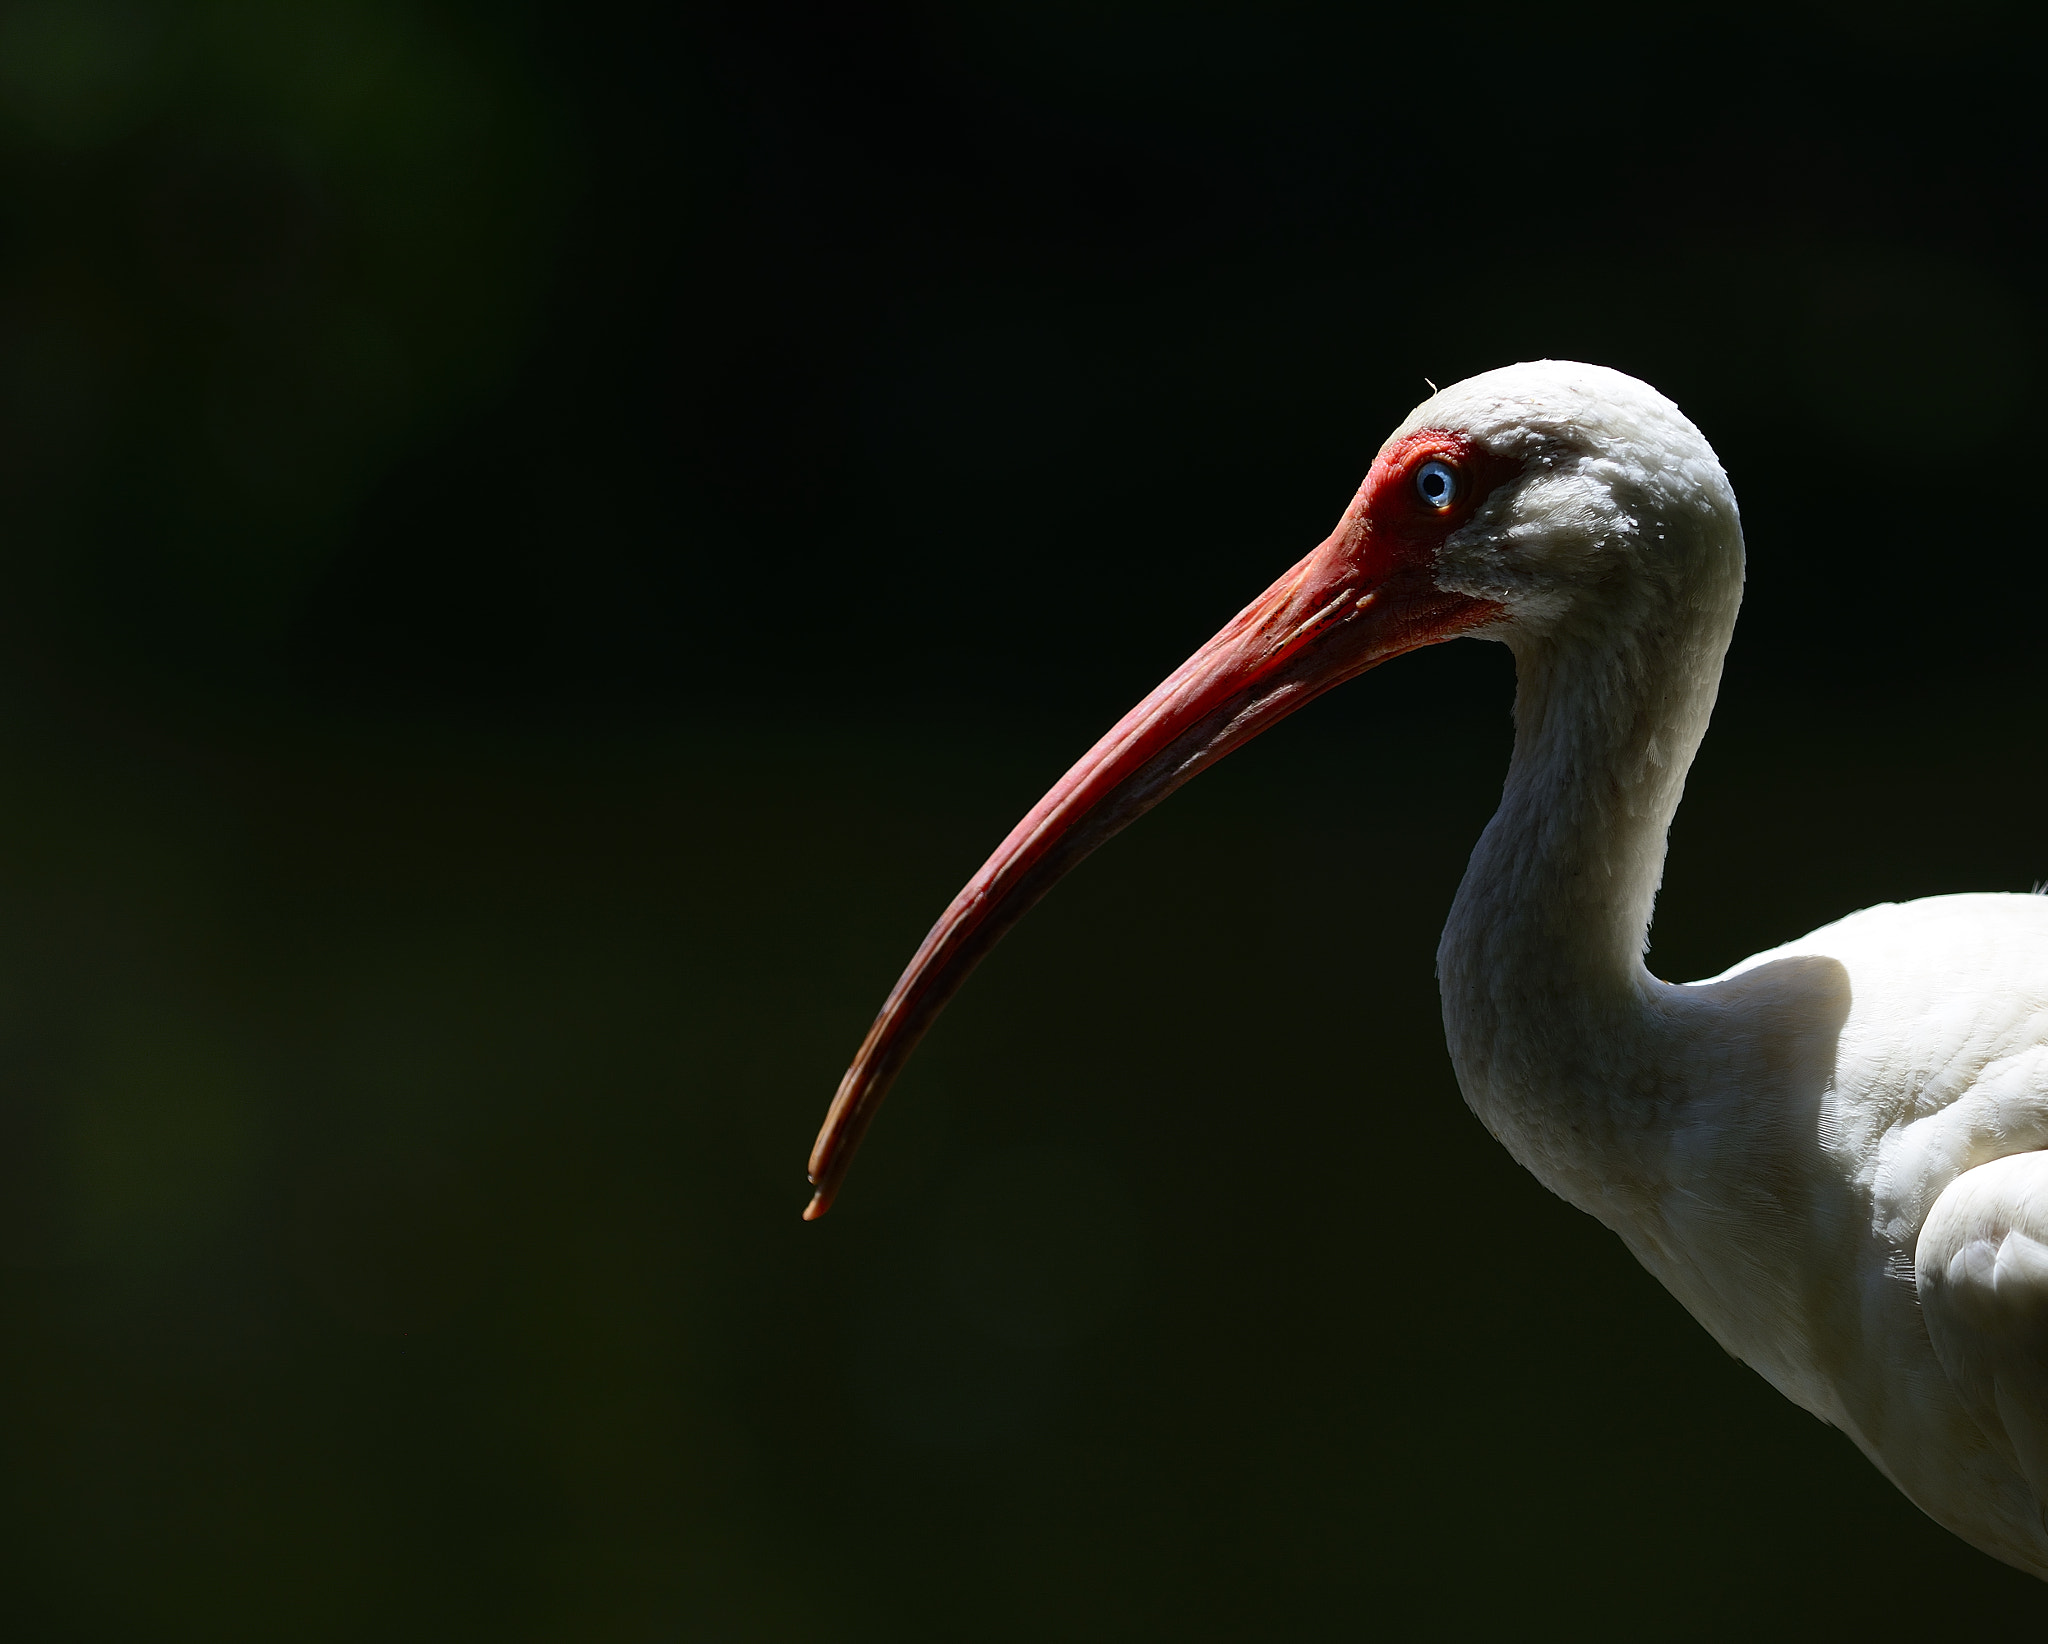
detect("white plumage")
[1427,364,2048,1575]
[810,359,2048,1579]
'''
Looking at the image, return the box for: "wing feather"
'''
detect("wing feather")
[1918,1151,2048,1522]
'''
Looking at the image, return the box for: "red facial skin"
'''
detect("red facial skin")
[804,428,1518,1219]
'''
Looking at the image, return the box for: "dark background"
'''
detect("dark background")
[0,1,2044,1637]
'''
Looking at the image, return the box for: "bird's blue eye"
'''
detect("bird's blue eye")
[1416,460,1458,509]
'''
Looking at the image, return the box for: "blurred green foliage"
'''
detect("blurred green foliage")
[0,0,567,665]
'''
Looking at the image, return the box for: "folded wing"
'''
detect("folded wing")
[1919,1150,2048,1522]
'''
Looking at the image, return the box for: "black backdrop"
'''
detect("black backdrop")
[7,0,2043,721]
[0,3,2045,1639]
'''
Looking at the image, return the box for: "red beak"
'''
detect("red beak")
[805,446,1502,1218]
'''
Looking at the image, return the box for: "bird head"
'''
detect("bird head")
[805,360,1740,1217]
[1405,361,1741,652]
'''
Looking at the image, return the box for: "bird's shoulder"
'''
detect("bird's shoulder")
[1728,890,2048,979]
[1710,892,2048,1246]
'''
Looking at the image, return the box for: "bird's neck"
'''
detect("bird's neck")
[1437,600,1735,1207]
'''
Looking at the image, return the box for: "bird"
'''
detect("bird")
[804,359,2048,1580]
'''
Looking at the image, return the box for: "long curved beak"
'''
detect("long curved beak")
[805,498,1496,1218]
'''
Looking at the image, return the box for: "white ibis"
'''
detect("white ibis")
[807,360,2048,1579]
